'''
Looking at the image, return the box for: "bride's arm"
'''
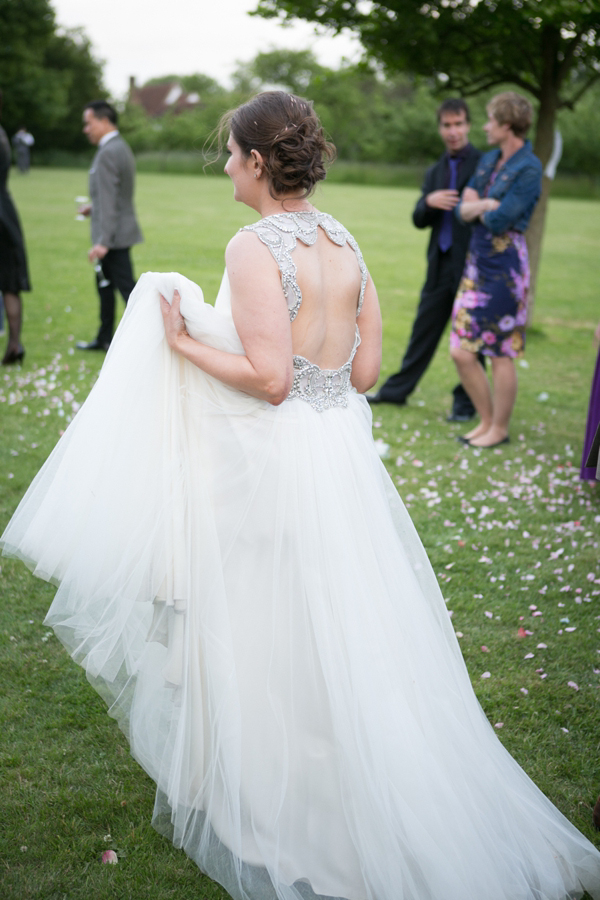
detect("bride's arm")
[352,274,382,393]
[161,233,294,405]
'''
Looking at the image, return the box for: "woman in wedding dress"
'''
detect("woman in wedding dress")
[2,91,600,900]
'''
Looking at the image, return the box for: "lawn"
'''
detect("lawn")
[1,169,599,899]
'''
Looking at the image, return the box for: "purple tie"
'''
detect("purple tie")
[438,156,459,253]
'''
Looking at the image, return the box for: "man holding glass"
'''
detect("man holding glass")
[77,101,143,351]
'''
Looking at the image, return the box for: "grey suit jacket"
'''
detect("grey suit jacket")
[89,134,143,249]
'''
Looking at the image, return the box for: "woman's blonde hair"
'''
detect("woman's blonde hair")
[487,92,533,139]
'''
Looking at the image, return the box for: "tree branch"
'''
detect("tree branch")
[449,72,541,99]
[560,70,600,109]
[556,29,585,89]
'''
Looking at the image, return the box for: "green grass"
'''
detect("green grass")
[1,169,599,898]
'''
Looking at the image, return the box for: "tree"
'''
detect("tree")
[0,0,105,151]
[254,0,600,311]
[232,47,325,94]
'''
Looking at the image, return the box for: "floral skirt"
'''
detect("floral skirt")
[450,224,529,358]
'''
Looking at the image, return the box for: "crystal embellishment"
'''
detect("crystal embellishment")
[289,328,361,412]
[242,210,367,321]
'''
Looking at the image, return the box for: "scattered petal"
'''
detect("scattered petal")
[494,722,504,728]
[567,681,579,691]
[374,439,390,459]
[102,849,118,865]
[481,671,491,679]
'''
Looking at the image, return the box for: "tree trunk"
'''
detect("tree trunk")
[526,30,559,325]
[525,172,551,325]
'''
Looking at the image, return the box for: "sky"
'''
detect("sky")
[51,0,362,99]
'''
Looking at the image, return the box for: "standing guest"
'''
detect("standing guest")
[0,94,30,365]
[12,127,34,173]
[451,92,542,448]
[77,101,143,351]
[581,320,600,481]
[367,99,480,420]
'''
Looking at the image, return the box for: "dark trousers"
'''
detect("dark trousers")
[95,248,136,345]
[378,251,475,415]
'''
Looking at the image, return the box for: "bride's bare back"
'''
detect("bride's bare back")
[291,231,363,370]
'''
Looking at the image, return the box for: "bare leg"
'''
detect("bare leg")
[469,356,517,447]
[2,292,23,361]
[450,347,492,439]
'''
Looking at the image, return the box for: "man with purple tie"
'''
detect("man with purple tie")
[367,99,481,419]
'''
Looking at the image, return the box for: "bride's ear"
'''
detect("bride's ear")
[250,149,265,178]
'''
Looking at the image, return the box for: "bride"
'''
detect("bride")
[2,91,600,900]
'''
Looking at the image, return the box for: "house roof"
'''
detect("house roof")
[129,79,201,117]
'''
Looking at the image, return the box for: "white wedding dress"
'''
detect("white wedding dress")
[2,211,600,900]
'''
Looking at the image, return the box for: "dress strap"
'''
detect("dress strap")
[241,211,368,321]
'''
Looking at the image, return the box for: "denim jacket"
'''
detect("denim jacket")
[457,140,542,235]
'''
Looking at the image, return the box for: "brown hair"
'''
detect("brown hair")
[487,92,533,139]
[219,91,335,198]
[437,98,470,123]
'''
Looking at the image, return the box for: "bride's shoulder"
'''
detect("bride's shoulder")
[224,229,282,286]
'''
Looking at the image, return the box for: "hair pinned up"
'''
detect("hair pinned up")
[218,91,336,199]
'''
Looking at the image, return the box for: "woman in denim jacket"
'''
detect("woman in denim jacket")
[450,92,542,448]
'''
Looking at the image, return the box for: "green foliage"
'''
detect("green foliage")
[232,47,325,93]
[253,0,600,105]
[557,82,600,178]
[0,0,105,151]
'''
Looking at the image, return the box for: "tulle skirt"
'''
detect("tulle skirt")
[2,271,600,900]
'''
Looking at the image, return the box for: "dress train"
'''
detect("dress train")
[2,270,600,900]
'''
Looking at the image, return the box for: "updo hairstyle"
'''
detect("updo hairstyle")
[487,92,533,139]
[220,91,336,198]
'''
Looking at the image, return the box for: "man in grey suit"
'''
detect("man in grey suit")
[77,101,143,351]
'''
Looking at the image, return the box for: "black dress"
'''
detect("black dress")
[0,126,31,293]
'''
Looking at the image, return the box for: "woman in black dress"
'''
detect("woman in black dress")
[0,91,30,364]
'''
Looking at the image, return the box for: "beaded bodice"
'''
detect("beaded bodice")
[242,211,367,411]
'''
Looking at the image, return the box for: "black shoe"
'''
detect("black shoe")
[76,339,111,351]
[447,410,475,423]
[365,392,406,406]
[2,345,25,365]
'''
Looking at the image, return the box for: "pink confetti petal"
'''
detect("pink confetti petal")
[494,722,504,729]
[524,652,535,659]
[481,671,491,679]
[102,850,118,865]
[567,681,579,691]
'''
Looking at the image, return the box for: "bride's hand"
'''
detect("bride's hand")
[160,290,188,348]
